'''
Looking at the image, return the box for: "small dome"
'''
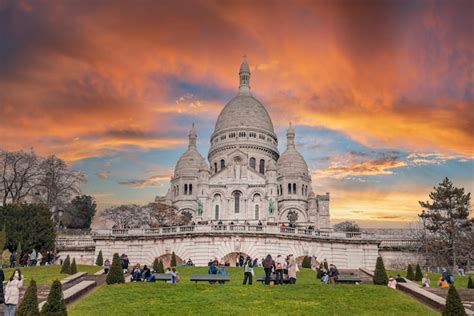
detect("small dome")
[277,124,309,176]
[175,124,205,177]
[240,59,250,73]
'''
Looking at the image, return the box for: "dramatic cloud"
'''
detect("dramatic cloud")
[118,175,171,188]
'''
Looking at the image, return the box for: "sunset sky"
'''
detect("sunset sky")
[0,0,472,227]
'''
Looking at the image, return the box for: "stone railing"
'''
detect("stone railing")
[56,235,95,248]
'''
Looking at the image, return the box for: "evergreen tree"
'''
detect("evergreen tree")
[106,253,125,285]
[415,264,423,281]
[16,242,22,267]
[419,178,472,271]
[60,255,70,274]
[406,264,415,281]
[158,260,164,273]
[316,262,323,279]
[0,224,6,253]
[70,258,77,274]
[443,286,466,316]
[302,256,311,268]
[373,256,388,285]
[96,250,103,266]
[16,279,40,316]
[467,276,473,289]
[40,280,67,316]
[170,252,177,267]
[323,260,329,271]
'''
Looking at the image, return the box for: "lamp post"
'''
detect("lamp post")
[420,210,428,268]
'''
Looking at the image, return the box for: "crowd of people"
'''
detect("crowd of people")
[260,254,299,285]
[8,249,55,267]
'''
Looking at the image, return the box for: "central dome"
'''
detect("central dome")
[213,94,275,135]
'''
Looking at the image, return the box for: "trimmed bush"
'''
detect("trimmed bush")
[16,279,39,316]
[468,276,473,289]
[373,256,388,285]
[170,252,177,267]
[443,286,466,316]
[96,250,103,266]
[323,260,329,272]
[415,264,423,281]
[302,256,311,269]
[70,258,77,275]
[40,279,67,316]
[106,253,125,285]
[406,264,415,281]
[60,255,71,274]
[153,258,164,273]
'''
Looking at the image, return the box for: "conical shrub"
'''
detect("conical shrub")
[96,250,103,266]
[443,286,466,316]
[70,258,77,274]
[153,258,164,273]
[302,256,311,269]
[406,264,415,281]
[106,253,125,285]
[415,264,423,281]
[16,279,39,316]
[60,255,70,274]
[373,256,388,285]
[170,252,177,267]
[40,279,67,316]
[467,276,473,289]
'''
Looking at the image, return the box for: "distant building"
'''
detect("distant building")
[157,57,331,230]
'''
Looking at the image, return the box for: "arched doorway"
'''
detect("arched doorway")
[157,253,184,268]
[222,252,250,266]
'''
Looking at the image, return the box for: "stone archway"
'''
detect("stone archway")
[157,253,184,268]
[222,252,250,266]
[295,255,306,265]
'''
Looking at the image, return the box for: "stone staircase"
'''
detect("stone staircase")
[425,288,474,313]
[339,269,373,283]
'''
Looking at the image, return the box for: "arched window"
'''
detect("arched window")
[220,159,225,169]
[280,185,283,196]
[184,184,188,195]
[214,162,218,172]
[302,185,304,195]
[293,183,296,195]
[249,157,256,169]
[288,183,291,195]
[177,186,179,195]
[259,159,265,174]
[255,205,259,220]
[215,205,219,220]
[233,191,241,213]
[189,184,192,195]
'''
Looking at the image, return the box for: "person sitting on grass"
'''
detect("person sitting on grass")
[131,264,142,281]
[141,265,156,282]
[438,277,449,288]
[395,274,406,283]
[422,274,430,287]
[387,276,397,289]
[328,264,339,285]
[321,271,329,284]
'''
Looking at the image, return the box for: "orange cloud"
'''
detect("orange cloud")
[118,175,171,188]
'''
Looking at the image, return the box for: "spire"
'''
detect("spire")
[287,122,295,149]
[188,123,197,148]
[239,55,251,95]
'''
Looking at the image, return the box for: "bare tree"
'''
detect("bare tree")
[0,149,42,206]
[100,204,150,229]
[333,220,361,232]
[36,155,85,209]
[146,202,192,227]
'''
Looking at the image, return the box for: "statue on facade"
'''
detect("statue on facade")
[197,200,203,216]
[268,199,274,215]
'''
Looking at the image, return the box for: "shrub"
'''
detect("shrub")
[170,252,177,267]
[60,255,70,274]
[373,256,388,285]
[16,279,39,316]
[323,260,329,272]
[153,258,164,273]
[106,253,125,285]
[96,250,103,266]
[415,264,423,281]
[302,256,311,269]
[70,258,77,274]
[468,276,473,289]
[40,280,67,316]
[443,286,466,316]
[406,264,415,281]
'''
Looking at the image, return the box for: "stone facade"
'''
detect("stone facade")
[157,58,331,230]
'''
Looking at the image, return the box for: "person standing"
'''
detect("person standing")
[9,252,15,269]
[4,269,23,316]
[103,258,111,274]
[274,255,285,285]
[242,256,253,285]
[287,254,297,284]
[29,249,37,267]
[263,254,274,285]
[0,266,5,307]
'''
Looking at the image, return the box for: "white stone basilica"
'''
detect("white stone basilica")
[158,58,331,230]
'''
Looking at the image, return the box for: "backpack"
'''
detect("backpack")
[448,275,454,284]
[264,258,273,269]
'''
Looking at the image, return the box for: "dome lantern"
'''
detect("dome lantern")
[239,55,251,95]
[188,122,197,148]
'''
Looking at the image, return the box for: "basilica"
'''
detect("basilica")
[157,58,331,231]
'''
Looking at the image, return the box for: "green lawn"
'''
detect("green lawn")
[3,264,101,285]
[69,267,438,315]
[386,269,472,289]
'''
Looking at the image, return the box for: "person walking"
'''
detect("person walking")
[242,256,253,285]
[287,254,297,284]
[4,269,23,316]
[274,255,285,285]
[9,252,15,269]
[263,254,274,285]
[29,249,37,267]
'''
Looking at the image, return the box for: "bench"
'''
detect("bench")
[190,274,230,283]
[336,275,362,284]
[256,275,277,283]
[152,273,173,282]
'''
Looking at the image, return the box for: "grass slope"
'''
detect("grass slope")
[3,264,101,285]
[387,269,472,289]
[69,267,438,315]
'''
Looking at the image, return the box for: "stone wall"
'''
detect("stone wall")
[379,250,425,269]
